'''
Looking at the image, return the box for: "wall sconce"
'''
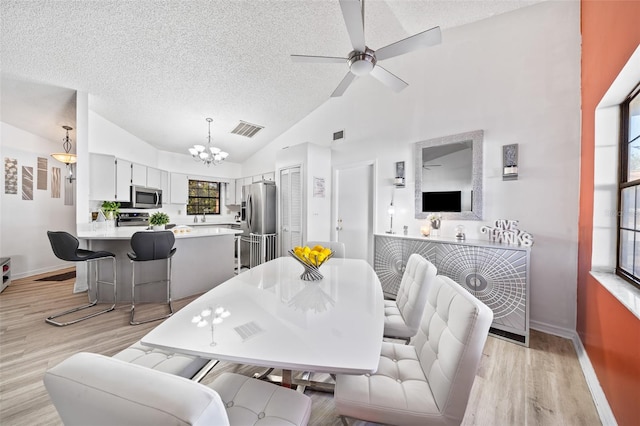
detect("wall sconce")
[51,125,77,182]
[503,144,518,181]
[386,201,395,234]
[394,161,405,187]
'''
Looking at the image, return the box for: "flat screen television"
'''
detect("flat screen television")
[422,191,462,212]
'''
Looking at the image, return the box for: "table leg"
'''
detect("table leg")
[282,369,293,388]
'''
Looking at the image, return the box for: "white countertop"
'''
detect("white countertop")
[142,257,385,375]
[78,226,242,240]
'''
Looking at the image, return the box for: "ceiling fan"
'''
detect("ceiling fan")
[291,0,441,97]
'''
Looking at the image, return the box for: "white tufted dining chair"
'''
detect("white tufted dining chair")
[335,275,493,426]
[384,253,437,342]
[44,352,312,426]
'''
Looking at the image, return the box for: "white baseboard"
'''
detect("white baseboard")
[530,320,575,339]
[11,263,70,280]
[531,322,617,426]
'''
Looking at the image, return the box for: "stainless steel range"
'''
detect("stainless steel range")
[117,212,150,227]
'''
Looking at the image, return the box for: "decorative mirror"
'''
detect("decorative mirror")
[414,130,483,220]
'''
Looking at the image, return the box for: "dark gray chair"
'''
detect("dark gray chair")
[127,231,176,325]
[46,231,117,326]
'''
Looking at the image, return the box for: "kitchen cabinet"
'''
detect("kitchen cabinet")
[89,154,131,201]
[224,179,237,206]
[251,172,275,182]
[132,164,164,189]
[146,167,163,189]
[169,173,188,204]
[235,178,243,204]
[131,163,147,186]
[374,234,530,346]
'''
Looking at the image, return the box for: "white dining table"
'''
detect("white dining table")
[141,256,384,385]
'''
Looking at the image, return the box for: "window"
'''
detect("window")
[187,180,220,215]
[617,83,640,288]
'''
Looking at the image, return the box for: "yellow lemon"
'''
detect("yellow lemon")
[303,246,311,254]
[317,253,327,264]
[312,245,324,252]
[322,248,332,256]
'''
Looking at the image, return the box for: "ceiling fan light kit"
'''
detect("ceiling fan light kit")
[291,0,441,97]
[348,49,376,76]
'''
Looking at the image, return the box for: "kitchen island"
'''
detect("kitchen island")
[76,226,242,303]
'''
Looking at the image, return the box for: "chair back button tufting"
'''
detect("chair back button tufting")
[258,412,266,419]
[226,401,234,408]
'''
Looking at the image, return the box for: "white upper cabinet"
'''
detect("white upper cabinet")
[235,178,243,204]
[89,153,131,201]
[146,167,163,189]
[131,163,147,186]
[224,179,237,205]
[115,158,132,201]
[170,173,189,204]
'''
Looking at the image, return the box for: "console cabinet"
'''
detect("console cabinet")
[374,234,530,346]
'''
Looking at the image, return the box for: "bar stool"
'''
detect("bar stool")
[45,231,117,326]
[127,231,176,325]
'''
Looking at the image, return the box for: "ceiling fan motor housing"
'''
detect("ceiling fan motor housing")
[348,48,376,76]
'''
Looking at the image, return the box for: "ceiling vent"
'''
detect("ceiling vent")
[231,121,264,138]
[333,130,345,141]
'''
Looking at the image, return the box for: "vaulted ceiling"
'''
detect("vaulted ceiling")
[1,0,543,163]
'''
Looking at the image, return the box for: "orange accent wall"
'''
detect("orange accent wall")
[579,1,640,425]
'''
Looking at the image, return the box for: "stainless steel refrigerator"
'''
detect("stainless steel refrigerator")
[240,181,276,268]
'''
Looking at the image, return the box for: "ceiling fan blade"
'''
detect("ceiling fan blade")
[331,72,357,97]
[291,54,347,64]
[375,26,442,61]
[339,0,366,52]
[370,65,408,93]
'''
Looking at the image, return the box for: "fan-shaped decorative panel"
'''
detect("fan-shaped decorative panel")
[373,236,434,296]
[436,244,527,331]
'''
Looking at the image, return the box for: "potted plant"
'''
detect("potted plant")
[149,211,170,230]
[101,201,120,220]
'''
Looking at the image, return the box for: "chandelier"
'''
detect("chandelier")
[50,125,77,181]
[188,118,229,166]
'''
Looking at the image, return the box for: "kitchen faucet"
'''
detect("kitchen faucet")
[201,209,209,223]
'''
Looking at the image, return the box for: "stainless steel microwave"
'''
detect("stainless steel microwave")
[123,185,162,209]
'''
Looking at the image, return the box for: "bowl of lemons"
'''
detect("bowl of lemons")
[288,244,333,281]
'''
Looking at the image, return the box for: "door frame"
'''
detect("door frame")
[332,160,377,264]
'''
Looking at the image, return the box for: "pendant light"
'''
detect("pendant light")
[51,125,77,181]
[188,118,229,166]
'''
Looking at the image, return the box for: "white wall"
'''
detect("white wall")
[242,1,581,332]
[0,123,76,278]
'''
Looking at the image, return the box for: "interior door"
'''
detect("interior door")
[279,166,302,256]
[334,162,374,264]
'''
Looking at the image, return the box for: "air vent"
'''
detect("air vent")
[231,121,264,138]
[333,130,345,141]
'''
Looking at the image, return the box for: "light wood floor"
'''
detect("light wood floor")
[0,269,601,426]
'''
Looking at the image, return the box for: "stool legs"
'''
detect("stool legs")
[45,257,117,327]
[130,257,174,325]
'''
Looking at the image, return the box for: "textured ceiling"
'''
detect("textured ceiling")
[1,0,543,163]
